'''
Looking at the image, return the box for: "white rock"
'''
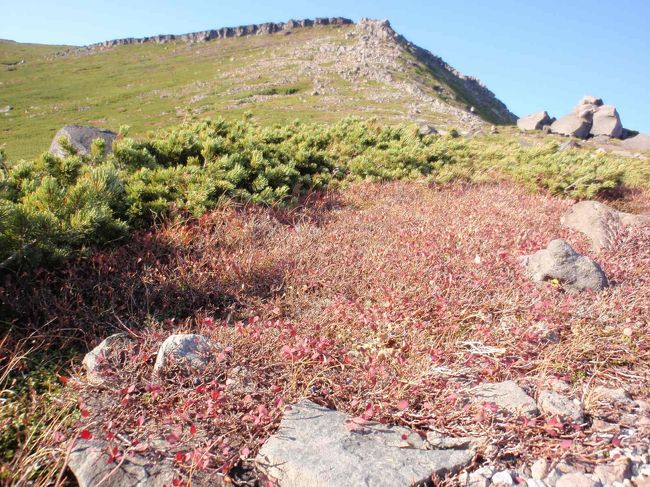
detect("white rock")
[153,333,215,375]
[492,470,514,485]
[531,459,550,480]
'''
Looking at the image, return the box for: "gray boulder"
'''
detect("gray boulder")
[590,105,623,138]
[418,123,438,136]
[49,125,117,158]
[153,333,215,375]
[561,200,650,251]
[69,439,174,487]
[517,111,552,131]
[82,333,132,385]
[472,380,538,417]
[256,399,473,487]
[621,133,650,151]
[521,239,608,292]
[551,113,592,139]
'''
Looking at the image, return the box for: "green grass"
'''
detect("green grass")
[0,23,512,162]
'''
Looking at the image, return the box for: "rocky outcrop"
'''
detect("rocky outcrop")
[517,111,552,131]
[521,239,608,292]
[256,399,473,486]
[550,112,593,139]
[523,96,630,141]
[590,105,623,138]
[561,200,650,251]
[82,18,353,50]
[621,133,650,151]
[49,125,117,158]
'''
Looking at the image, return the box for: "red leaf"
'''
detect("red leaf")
[612,437,622,447]
[190,424,197,435]
[560,439,573,449]
[79,429,92,440]
[397,399,409,411]
[175,451,184,462]
[80,409,91,418]
[58,375,69,385]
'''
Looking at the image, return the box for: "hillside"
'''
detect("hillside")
[0,18,515,161]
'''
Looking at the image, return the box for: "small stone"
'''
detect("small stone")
[595,459,632,485]
[153,333,215,375]
[467,471,491,487]
[527,480,546,487]
[492,470,514,485]
[538,390,584,422]
[473,380,538,416]
[632,476,650,487]
[532,459,550,480]
[49,125,117,158]
[593,386,632,405]
[82,333,132,385]
[556,472,601,487]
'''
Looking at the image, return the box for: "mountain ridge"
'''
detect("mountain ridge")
[1,17,516,160]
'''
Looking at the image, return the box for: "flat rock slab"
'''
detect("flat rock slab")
[256,399,473,486]
[472,380,538,417]
[622,133,650,152]
[69,439,175,487]
[521,239,608,292]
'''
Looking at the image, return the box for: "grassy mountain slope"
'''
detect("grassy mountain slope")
[0,19,515,161]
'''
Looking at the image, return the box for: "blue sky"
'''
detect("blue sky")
[3,0,649,132]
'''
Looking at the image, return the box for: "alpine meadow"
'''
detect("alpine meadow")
[1,13,649,487]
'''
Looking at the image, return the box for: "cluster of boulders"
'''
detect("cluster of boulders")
[519,199,649,293]
[517,96,650,150]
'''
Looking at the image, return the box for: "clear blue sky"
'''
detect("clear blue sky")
[3,0,649,132]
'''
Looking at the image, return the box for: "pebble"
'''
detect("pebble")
[531,459,550,480]
[556,472,601,487]
[491,470,514,485]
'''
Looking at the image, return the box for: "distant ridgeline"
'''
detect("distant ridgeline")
[82,17,353,50]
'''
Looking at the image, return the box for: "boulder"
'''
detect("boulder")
[520,239,608,292]
[255,399,473,487]
[621,133,650,151]
[517,111,552,131]
[49,125,117,158]
[590,105,623,138]
[576,95,604,108]
[153,334,214,375]
[551,113,592,139]
[472,380,538,416]
[69,439,175,487]
[418,123,438,136]
[82,333,133,385]
[561,200,650,251]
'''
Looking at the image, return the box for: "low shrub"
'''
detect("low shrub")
[1,118,646,269]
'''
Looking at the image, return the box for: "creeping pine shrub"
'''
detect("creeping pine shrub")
[0,117,645,269]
